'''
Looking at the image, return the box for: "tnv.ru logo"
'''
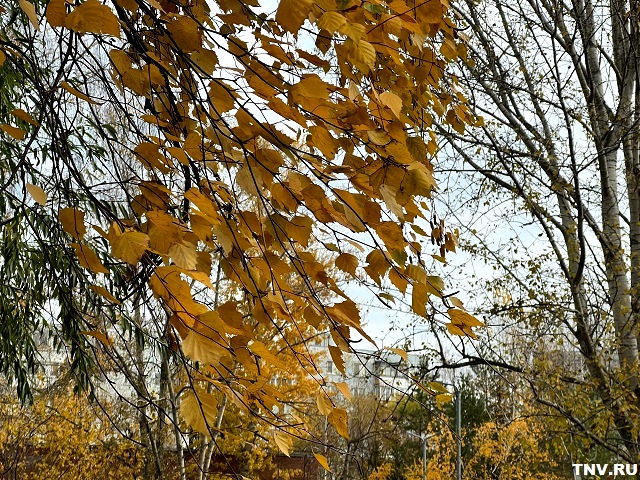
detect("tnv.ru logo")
[573,464,639,476]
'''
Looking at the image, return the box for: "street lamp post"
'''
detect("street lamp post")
[407,432,435,480]
[439,382,462,480]
[456,387,461,480]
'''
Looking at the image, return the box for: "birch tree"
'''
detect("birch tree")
[433,0,640,463]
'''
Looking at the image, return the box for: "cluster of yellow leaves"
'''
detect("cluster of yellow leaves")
[399,417,564,480]
[368,462,394,480]
[0,388,143,479]
[23,0,485,457]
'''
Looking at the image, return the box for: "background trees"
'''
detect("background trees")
[430,0,640,465]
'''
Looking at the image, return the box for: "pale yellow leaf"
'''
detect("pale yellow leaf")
[111,229,149,265]
[328,407,349,439]
[71,242,109,274]
[335,252,358,277]
[273,430,293,457]
[314,453,331,472]
[450,296,464,309]
[1,124,26,140]
[61,81,98,104]
[59,207,86,239]
[379,91,403,118]
[386,347,408,361]
[11,109,39,126]
[80,330,111,346]
[316,11,345,34]
[26,183,47,206]
[45,0,66,27]
[367,130,391,146]
[168,241,198,270]
[334,382,351,401]
[66,0,121,37]
[89,284,121,304]
[275,0,313,34]
[180,390,219,437]
[19,0,39,30]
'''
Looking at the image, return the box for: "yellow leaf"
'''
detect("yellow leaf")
[208,80,237,114]
[427,381,449,393]
[286,215,313,247]
[275,0,313,34]
[388,268,408,294]
[376,221,406,252]
[26,183,47,206]
[180,390,218,437]
[111,229,149,264]
[334,382,351,401]
[59,207,86,239]
[446,322,466,337]
[66,0,121,37]
[411,282,428,317]
[249,341,287,370]
[386,347,408,361]
[61,81,98,104]
[168,241,198,270]
[273,430,293,457]
[335,252,358,277]
[1,124,26,140]
[191,48,218,75]
[436,393,454,404]
[328,407,349,439]
[316,11,345,34]
[147,210,185,254]
[71,243,109,274]
[448,308,484,328]
[328,345,346,375]
[45,0,66,27]
[316,393,333,416]
[379,91,403,118]
[0,50,5,66]
[19,0,39,30]
[80,330,111,346]
[89,284,121,304]
[364,249,389,285]
[309,125,339,160]
[11,109,39,126]
[367,130,391,146]
[167,15,201,52]
[349,39,376,72]
[314,453,332,472]
[182,314,229,366]
[290,74,331,100]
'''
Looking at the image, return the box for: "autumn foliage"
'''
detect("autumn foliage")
[0,0,482,466]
